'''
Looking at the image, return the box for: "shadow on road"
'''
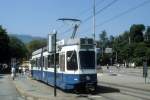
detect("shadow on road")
[68,85,120,95]
[96,85,120,94]
[0,74,5,78]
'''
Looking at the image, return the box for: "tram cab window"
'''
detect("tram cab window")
[79,51,95,69]
[67,51,78,70]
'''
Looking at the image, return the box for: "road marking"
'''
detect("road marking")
[89,95,102,98]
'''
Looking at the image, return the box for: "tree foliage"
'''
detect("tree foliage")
[144,26,150,43]
[0,25,29,64]
[130,24,145,43]
[9,36,29,59]
[27,39,47,54]
[98,24,150,66]
[0,25,10,63]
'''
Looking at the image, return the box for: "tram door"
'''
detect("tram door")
[59,53,65,85]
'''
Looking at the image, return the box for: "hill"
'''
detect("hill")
[8,34,46,44]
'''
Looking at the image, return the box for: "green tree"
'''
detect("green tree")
[146,48,150,65]
[144,26,150,43]
[99,30,109,54]
[9,36,29,60]
[130,24,145,43]
[0,25,10,63]
[27,39,47,55]
[132,43,147,65]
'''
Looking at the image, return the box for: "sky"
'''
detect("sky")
[0,0,150,40]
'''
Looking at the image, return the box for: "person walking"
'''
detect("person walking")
[11,67,15,80]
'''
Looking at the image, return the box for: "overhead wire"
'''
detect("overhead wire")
[60,0,106,35]
[76,0,105,18]
[82,0,118,24]
[78,0,118,36]
[61,0,118,37]
[81,0,150,35]
[96,0,150,28]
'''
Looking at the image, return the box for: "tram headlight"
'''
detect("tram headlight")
[74,78,78,81]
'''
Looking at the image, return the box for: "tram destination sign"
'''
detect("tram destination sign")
[105,48,112,53]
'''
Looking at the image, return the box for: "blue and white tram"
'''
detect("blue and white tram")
[31,38,97,91]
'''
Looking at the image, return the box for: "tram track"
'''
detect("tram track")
[75,82,150,100]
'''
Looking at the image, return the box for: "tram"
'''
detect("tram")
[30,37,97,91]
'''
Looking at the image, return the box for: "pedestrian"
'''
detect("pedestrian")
[11,67,15,80]
[107,64,109,69]
[23,67,26,76]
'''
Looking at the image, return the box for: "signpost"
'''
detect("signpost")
[105,48,112,54]
[48,30,57,96]
[143,61,148,84]
[105,48,113,66]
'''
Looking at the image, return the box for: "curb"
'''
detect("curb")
[13,79,55,100]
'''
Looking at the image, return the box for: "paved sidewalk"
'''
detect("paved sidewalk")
[13,75,81,100]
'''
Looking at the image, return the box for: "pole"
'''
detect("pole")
[93,0,96,40]
[54,33,57,96]
[48,31,57,96]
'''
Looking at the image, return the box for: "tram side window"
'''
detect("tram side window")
[50,54,54,67]
[31,59,36,68]
[48,53,59,68]
[56,53,59,67]
[44,57,48,69]
[35,58,37,68]
[48,55,50,68]
[36,58,41,69]
[60,54,65,71]
[67,51,78,70]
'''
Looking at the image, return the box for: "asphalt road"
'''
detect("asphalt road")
[0,74,24,100]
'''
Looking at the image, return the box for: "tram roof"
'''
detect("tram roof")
[57,38,95,46]
[32,38,95,55]
[32,46,47,56]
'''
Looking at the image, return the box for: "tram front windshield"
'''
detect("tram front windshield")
[79,51,95,69]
